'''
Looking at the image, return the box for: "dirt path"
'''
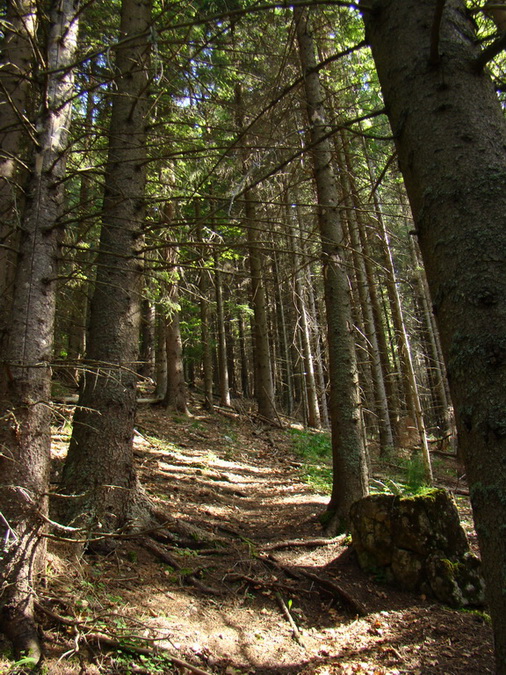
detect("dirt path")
[15,403,494,674]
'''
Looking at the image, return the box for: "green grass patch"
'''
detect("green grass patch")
[290,428,332,494]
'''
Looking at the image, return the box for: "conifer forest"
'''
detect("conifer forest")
[1,0,506,673]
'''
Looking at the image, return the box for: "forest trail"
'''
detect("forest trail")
[15,401,494,675]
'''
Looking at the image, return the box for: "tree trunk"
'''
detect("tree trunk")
[294,5,368,530]
[195,219,214,411]
[162,248,189,415]
[362,0,506,668]
[0,0,37,351]
[214,250,231,407]
[61,0,152,535]
[288,209,321,428]
[0,0,79,660]
[235,83,277,422]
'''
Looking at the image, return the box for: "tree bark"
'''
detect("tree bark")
[0,0,79,660]
[362,0,506,668]
[61,0,152,535]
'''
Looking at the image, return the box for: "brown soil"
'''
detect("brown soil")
[1,400,494,674]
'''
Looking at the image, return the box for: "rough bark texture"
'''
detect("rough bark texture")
[295,6,368,530]
[0,0,79,660]
[362,0,506,669]
[61,0,152,535]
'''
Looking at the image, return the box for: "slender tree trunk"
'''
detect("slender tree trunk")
[139,293,156,380]
[373,190,432,476]
[196,206,214,411]
[337,131,394,450]
[362,0,506,668]
[61,0,152,534]
[288,211,321,428]
[155,308,168,399]
[272,244,294,416]
[294,6,368,530]
[214,250,231,407]
[162,248,189,414]
[0,0,79,660]
[238,309,250,398]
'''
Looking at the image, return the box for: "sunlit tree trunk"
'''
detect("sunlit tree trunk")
[0,0,79,660]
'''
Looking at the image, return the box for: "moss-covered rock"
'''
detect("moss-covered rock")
[350,489,485,607]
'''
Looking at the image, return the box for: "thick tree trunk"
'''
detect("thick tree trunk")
[0,0,79,660]
[294,6,368,530]
[61,0,152,535]
[362,0,506,668]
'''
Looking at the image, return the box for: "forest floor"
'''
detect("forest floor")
[0,397,494,675]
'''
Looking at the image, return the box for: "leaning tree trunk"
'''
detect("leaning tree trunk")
[294,5,369,531]
[0,0,79,661]
[361,0,506,669]
[61,0,152,536]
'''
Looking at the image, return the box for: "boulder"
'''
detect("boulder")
[350,489,485,607]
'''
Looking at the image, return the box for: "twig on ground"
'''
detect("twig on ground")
[275,592,307,649]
